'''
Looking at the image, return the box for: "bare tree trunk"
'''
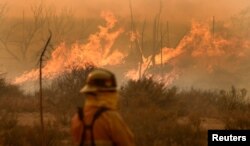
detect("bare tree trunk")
[139,20,146,79]
[152,0,162,68]
[166,21,170,48]
[39,31,52,146]
[129,0,144,79]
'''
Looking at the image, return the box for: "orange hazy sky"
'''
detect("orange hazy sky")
[2,0,250,22]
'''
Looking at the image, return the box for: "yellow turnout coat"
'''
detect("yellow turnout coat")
[71,92,135,146]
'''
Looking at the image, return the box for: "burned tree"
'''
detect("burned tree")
[39,31,52,146]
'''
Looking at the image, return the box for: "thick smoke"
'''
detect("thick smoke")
[3,0,250,21]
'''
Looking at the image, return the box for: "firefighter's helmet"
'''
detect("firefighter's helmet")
[80,69,117,93]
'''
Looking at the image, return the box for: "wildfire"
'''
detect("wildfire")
[125,20,250,86]
[129,30,140,42]
[14,11,125,84]
[13,13,250,88]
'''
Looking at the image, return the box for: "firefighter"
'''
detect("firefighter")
[71,69,135,146]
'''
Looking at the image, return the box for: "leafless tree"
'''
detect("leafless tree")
[129,0,146,79]
[151,0,162,67]
[46,7,74,45]
[1,2,74,64]
[39,31,52,146]
[0,4,20,61]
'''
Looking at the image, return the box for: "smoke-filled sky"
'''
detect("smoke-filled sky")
[3,0,250,21]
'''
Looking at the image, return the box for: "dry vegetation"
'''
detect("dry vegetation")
[119,78,250,146]
[0,71,250,146]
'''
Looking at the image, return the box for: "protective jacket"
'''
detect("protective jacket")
[71,92,135,146]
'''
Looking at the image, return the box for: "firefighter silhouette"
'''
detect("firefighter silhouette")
[71,69,135,146]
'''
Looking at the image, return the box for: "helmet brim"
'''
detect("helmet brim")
[80,85,97,93]
[80,85,117,93]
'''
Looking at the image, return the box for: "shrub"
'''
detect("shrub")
[0,120,69,146]
[120,77,175,107]
[119,78,250,146]
[43,66,95,126]
[0,77,23,98]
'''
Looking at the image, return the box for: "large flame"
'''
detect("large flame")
[14,11,125,84]
[14,14,250,88]
[125,20,250,86]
